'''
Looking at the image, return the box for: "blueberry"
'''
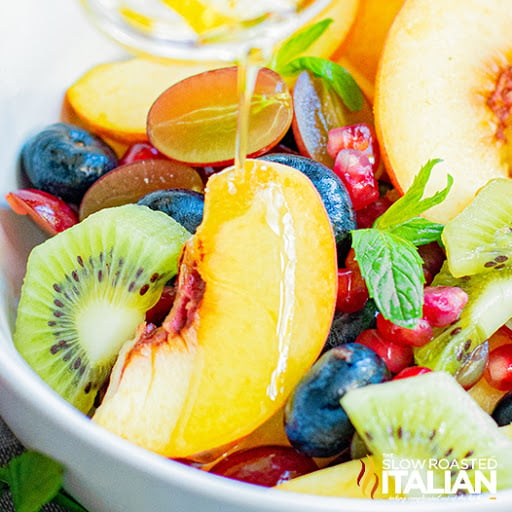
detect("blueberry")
[259,153,356,259]
[21,123,117,204]
[323,300,378,354]
[284,343,390,458]
[492,390,512,426]
[137,189,204,234]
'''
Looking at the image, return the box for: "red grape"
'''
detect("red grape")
[484,344,512,391]
[79,159,203,219]
[376,313,433,348]
[355,329,414,374]
[209,445,318,487]
[6,188,78,235]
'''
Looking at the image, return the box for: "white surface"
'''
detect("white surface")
[0,1,512,511]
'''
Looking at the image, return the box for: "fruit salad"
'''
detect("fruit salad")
[7,0,512,504]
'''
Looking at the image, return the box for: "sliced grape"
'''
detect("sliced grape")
[6,189,78,235]
[147,66,293,166]
[292,70,374,167]
[79,159,204,219]
[209,445,318,487]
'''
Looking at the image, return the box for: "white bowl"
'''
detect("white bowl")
[1,1,511,511]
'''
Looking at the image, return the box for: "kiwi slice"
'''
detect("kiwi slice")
[414,262,512,375]
[442,178,512,278]
[14,204,190,415]
[341,372,512,497]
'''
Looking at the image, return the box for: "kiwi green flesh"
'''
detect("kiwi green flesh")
[443,178,512,278]
[14,204,190,415]
[341,372,512,496]
[414,263,512,374]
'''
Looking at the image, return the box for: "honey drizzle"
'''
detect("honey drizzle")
[234,46,271,172]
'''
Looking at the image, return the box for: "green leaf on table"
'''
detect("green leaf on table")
[6,451,63,512]
[271,18,333,71]
[352,229,425,328]
[277,56,363,111]
[0,465,9,484]
[0,450,88,512]
[52,489,89,512]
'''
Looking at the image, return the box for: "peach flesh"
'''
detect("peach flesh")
[374,0,512,223]
[93,159,337,458]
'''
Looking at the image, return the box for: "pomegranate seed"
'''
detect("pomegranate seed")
[333,149,379,210]
[484,344,512,391]
[355,329,413,374]
[393,366,432,380]
[5,189,78,235]
[376,313,433,348]
[209,445,318,487]
[355,194,393,229]
[418,242,446,285]
[336,268,369,313]
[422,286,468,327]
[119,142,167,165]
[327,123,380,173]
[336,249,369,313]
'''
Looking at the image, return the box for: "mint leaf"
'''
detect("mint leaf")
[0,466,9,484]
[352,229,425,327]
[387,217,444,246]
[271,18,333,71]
[4,451,63,512]
[277,56,363,111]
[375,159,453,229]
[53,490,88,512]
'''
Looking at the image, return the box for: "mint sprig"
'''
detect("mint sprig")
[278,57,363,111]
[271,19,363,112]
[374,159,453,229]
[0,451,87,512]
[352,160,453,327]
[270,18,333,71]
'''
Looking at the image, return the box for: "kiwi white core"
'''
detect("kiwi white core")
[75,300,143,364]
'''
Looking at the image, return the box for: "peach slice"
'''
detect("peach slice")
[334,0,404,85]
[298,0,359,60]
[92,323,197,450]
[65,58,222,144]
[375,0,512,223]
[92,159,337,458]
